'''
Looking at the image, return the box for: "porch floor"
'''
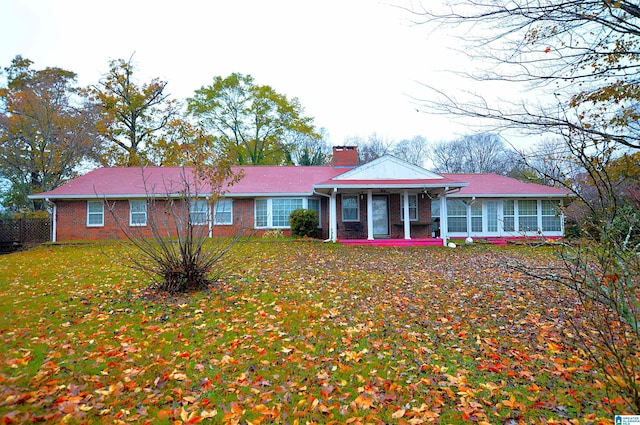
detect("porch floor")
[338,238,444,247]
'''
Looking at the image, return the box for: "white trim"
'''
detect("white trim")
[314,183,465,190]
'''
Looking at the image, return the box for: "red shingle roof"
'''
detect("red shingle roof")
[442,173,571,197]
[30,167,570,200]
[31,166,348,199]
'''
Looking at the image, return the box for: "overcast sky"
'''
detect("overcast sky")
[1,0,488,145]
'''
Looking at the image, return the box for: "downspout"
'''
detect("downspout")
[313,190,334,243]
[207,196,212,238]
[46,198,57,243]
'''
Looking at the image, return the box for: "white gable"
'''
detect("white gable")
[333,155,443,180]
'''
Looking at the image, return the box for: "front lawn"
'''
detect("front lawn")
[0,241,619,424]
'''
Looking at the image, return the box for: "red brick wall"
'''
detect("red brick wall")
[332,146,358,167]
[54,197,331,241]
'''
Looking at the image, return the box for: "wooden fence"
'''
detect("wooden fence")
[0,216,51,252]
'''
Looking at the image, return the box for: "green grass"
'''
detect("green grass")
[0,241,619,424]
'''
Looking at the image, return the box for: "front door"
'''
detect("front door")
[372,195,389,236]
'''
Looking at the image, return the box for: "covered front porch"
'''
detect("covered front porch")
[313,156,469,246]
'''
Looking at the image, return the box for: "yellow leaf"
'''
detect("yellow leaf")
[392,409,406,418]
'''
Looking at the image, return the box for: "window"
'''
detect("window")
[471,202,482,233]
[447,199,467,233]
[255,199,268,227]
[518,200,538,231]
[272,199,303,227]
[129,201,147,226]
[87,201,104,227]
[255,198,319,228]
[190,200,208,225]
[308,199,321,227]
[342,195,359,221]
[400,194,418,221]
[503,200,515,232]
[541,200,562,232]
[431,200,440,219]
[214,199,233,225]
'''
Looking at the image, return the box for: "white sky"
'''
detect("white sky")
[1,0,496,146]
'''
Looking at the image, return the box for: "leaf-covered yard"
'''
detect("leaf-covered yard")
[0,242,619,424]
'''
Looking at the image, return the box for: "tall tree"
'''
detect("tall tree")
[430,133,513,174]
[0,56,99,210]
[413,1,640,150]
[351,133,394,164]
[91,57,179,166]
[393,135,429,167]
[290,128,332,165]
[188,73,319,165]
[412,1,640,409]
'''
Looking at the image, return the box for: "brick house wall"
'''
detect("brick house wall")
[54,197,331,241]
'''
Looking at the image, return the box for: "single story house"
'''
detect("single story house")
[30,146,571,245]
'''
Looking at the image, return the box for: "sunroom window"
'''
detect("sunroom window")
[541,200,561,232]
[518,200,538,231]
[447,199,467,233]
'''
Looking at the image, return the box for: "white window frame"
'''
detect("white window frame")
[189,199,209,225]
[400,194,418,221]
[129,200,147,227]
[213,199,233,225]
[87,201,104,227]
[254,198,321,228]
[341,195,360,222]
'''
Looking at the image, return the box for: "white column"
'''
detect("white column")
[403,190,411,239]
[367,190,374,240]
[330,190,337,242]
[440,192,448,246]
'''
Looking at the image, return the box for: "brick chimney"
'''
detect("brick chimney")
[332,146,358,167]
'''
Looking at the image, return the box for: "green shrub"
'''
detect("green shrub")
[289,209,318,238]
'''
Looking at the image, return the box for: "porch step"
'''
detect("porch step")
[338,238,443,247]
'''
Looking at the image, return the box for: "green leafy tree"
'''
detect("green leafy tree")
[187,73,319,165]
[0,56,99,210]
[91,57,180,166]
